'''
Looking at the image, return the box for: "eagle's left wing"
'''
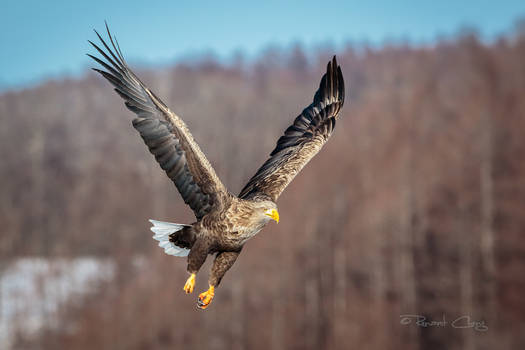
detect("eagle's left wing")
[239,56,345,201]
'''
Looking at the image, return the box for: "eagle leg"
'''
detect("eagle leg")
[209,250,241,286]
[196,250,241,309]
[183,238,210,294]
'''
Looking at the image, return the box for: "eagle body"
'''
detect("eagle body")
[179,195,276,254]
[89,23,345,309]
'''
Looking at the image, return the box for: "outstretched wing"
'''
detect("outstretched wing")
[89,24,226,219]
[239,56,345,201]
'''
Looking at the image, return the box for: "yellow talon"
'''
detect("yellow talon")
[183,273,196,294]
[197,285,215,309]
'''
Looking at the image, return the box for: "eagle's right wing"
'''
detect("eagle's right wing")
[89,24,226,220]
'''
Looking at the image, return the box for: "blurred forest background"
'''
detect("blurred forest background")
[1,27,525,350]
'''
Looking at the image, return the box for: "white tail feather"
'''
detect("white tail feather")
[149,219,190,257]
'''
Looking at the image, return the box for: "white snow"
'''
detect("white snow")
[0,257,114,349]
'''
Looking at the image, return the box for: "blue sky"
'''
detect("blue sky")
[1,0,524,90]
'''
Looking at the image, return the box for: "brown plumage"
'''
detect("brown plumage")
[89,23,345,309]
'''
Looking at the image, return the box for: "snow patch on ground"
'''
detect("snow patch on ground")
[0,257,114,349]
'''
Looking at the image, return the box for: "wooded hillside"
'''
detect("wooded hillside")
[1,32,524,349]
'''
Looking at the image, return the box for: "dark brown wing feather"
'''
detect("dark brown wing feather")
[89,23,226,219]
[239,56,345,201]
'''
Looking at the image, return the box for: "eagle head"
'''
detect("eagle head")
[253,200,279,224]
[264,207,280,224]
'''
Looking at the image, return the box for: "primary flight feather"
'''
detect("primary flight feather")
[89,23,345,309]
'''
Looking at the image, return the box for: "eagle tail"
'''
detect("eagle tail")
[149,219,191,257]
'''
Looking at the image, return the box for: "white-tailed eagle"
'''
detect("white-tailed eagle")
[89,24,345,309]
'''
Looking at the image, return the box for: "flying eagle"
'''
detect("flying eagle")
[89,24,345,309]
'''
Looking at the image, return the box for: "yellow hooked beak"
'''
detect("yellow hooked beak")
[265,208,280,223]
